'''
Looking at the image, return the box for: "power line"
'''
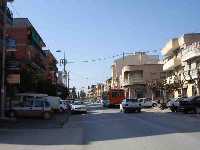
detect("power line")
[65,50,160,64]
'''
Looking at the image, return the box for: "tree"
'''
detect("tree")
[80,90,86,99]
[71,87,77,98]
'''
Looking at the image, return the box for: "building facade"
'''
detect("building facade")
[111,52,160,89]
[162,33,200,98]
[111,52,163,99]
[7,18,50,92]
[43,50,58,85]
[122,64,163,99]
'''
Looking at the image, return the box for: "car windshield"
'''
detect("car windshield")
[127,99,138,102]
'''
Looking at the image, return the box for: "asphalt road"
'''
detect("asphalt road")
[1,105,200,150]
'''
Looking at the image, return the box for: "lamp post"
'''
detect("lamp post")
[1,0,10,119]
[56,50,68,87]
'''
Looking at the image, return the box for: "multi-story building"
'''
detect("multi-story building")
[104,77,112,92]
[121,53,163,99]
[96,83,104,98]
[43,50,58,85]
[112,52,160,89]
[162,33,200,98]
[7,18,47,92]
[112,52,163,99]
[0,0,13,49]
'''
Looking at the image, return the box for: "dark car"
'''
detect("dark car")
[179,96,200,114]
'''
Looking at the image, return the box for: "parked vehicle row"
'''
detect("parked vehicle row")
[120,98,141,113]
[6,93,81,119]
[167,96,200,114]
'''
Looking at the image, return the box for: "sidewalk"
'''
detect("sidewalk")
[0,112,70,130]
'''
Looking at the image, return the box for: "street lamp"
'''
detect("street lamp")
[56,50,68,88]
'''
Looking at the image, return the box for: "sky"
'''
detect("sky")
[8,0,200,91]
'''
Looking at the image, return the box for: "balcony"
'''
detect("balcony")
[123,78,144,86]
[182,47,200,62]
[163,57,181,71]
[162,38,179,56]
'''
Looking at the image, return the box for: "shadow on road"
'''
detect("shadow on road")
[0,108,200,146]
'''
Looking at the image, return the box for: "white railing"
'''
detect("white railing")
[163,57,181,71]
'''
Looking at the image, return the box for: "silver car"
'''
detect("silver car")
[120,99,141,113]
[71,101,87,113]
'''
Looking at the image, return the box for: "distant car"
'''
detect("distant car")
[102,99,110,107]
[179,96,200,114]
[8,98,52,119]
[59,100,71,112]
[138,98,157,108]
[71,101,87,113]
[167,97,186,112]
[120,98,141,113]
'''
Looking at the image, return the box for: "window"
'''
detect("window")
[138,99,143,103]
[34,100,44,107]
[127,99,138,102]
[23,100,33,107]
[45,101,50,107]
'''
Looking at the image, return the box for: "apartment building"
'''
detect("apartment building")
[162,33,200,98]
[7,18,47,92]
[96,83,104,98]
[43,50,58,85]
[112,52,160,88]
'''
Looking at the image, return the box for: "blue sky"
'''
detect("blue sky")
[9,0,200,91]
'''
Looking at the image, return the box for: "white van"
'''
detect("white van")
[10,93,48,105]
[45,96,61,111]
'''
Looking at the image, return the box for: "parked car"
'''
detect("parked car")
[8,93,48,106]
[46,96,61,112]
[167,97,187,112]
[71,101,87,113]
[101,99,110,107]
[120,98,141,113]
[138,98,157,108]
[59,100,71,112]
[179,96,200,114]
[8,98,52,119]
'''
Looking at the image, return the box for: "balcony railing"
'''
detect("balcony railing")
[123,78,144,86]
[163,57,181,71]
[182,48,200,62]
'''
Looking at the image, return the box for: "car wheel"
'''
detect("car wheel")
[43,112,51,120]
[152,103,157,107]
[170,107,175,112]
[9,111,16,118]
[137,108,141,113]
[84,111,87,114]
[60,108,64,113]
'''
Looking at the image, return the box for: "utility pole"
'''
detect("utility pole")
[67,71,70,90]
[1,0,8,118]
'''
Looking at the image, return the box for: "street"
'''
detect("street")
[1,105,200,150]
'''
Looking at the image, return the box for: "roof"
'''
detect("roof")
[13,18,46,47]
